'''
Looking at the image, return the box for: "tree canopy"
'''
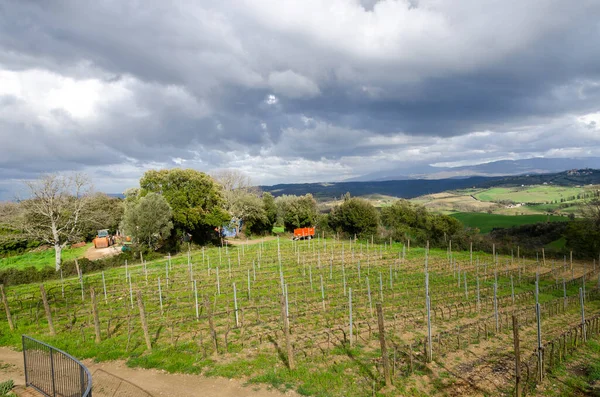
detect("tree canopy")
[139,169,229,243]
[121,192,173,250]
[328,196,379,238]
[276,194,318,232]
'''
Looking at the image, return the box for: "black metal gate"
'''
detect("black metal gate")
[22,335,92,397]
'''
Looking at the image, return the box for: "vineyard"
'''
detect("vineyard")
[1,238,600,396]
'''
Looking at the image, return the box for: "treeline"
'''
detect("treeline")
[3,168,600,276]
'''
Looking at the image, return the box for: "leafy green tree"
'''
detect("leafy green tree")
[328,196,379,238]
[121,193,173,250]
[381,199,461,246]
[139,169,229,243]
[263,192,277,232]
[276,194,318,232]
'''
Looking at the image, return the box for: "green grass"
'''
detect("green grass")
[546,237,567,250]
[272,226,285,234]
[474,186,586,203]
[0,243,91,270]
[450,212,569,233]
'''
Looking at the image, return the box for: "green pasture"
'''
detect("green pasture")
[474,186,587,203]
[0,243,91,270]
[450,212,569,233]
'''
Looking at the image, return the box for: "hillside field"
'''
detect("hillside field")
[0,238,598,397]
[474,185,588,203]
[450,212,569,233]
[410,184,599,217]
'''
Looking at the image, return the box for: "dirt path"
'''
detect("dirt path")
[224,236,279,246]
[84,245,122,261]
[0,347,298,397]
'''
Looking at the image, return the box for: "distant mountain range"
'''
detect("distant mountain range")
[344,157,600,182]
[261,168,600,200]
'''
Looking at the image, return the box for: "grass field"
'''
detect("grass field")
[0,243,91,270]
[0,238,598,396]
[272,226,285,234]
[450,212,569,233]
[474,186,587,203]
[409,184,599,217]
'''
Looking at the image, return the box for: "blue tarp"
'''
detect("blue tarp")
[222,220,243,237]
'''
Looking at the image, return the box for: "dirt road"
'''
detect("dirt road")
[84,245,122,261]
[0,347,298,397]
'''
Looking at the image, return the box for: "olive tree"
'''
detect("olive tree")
[121,192,173,250]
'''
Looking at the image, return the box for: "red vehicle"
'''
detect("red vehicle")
[293,227,315,240]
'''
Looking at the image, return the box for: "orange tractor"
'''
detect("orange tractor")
[93,229,115,248]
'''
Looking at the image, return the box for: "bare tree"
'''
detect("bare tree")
[15,174,93,270]
[212,169,260,236]
[581,199,600,227]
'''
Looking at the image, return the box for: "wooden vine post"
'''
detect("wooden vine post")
[204,295,219,354]
[0,285,14,331]
[136,290,152,351]
[90,287,101,343]
[39,284,55,336]
[376,303,392,388]
[512,315,522,397]
[280,294,294,370]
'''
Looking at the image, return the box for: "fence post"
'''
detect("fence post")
[40,284,55,336]
[0,285,14,331]
[50,348,56,397]
[513,315,522,397]
[376,303,392,389]
[22,335,28,386]
[136,290,152,351]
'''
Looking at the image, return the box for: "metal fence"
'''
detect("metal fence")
[22,335,92,397]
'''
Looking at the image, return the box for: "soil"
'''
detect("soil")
[0,347,298,397]
[224,236,279,246]
[84,245,123,261]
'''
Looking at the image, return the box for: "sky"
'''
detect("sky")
[1,1,600,198]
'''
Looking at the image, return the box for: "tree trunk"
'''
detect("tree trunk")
[54,243,62,271]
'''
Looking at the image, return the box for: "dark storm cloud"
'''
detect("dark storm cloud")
[1,0,600,197]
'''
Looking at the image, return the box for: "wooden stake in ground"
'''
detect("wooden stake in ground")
[0,285,14,331]
[376,303,392,388]
[580,287,586,342]
[280,294,295,370]
[90,287,101,343]
[204,295,219,354]
[136,290,152,351]
[512,315,522,397]
[349,287,353,347]
[535,302,543,382]
[39,284,55,336]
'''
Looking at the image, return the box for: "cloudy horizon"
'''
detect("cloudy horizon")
[1,1,600,198]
